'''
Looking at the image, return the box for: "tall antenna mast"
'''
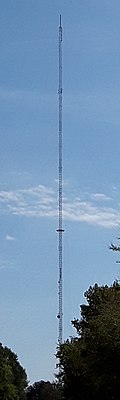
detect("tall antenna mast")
[57,14,64,346]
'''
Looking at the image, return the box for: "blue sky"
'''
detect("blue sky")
[1,0,120,384]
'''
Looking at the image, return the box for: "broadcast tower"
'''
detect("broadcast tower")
[57,15,64,346]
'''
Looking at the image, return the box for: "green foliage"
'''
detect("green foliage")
[0,343,28,400]
[26,380,61,400]
[57,281,120,400]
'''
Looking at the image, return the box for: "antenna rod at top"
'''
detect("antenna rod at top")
[60,14,61,27]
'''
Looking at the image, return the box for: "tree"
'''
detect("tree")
[57,281,120,400]
[26,380,61,400]
[0,343,28,399]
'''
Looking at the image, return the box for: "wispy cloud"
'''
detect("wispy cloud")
[0,184,119,228]
[0,265,10,270]
[6,235,16,241]
[0,185,57,218]
[0,87,56,111]
[91,193,112,201]
[63,199,120,228]
[0,263,15,270]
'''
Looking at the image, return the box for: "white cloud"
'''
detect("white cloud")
[0,184,119,228]
[0,185,57,218]
[63,200,119,228]
[91,193,112,201]
[6,235,16,241]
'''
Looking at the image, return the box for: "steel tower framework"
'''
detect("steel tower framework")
[57,15,64,346]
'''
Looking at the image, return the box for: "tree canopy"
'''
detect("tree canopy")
[26,380,61,400]
[2,281,120,399]
[0,343,28,400]
[57,281,120,400]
